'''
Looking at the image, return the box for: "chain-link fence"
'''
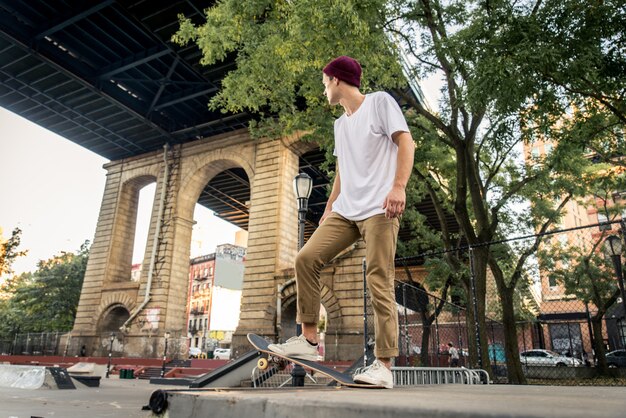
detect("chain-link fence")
[1,331,192,360]
[0,332,64,356]
[366,220,626,385]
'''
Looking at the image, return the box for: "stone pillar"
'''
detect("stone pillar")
[72,152,165,356]
[73,162,125,335]
[231,138,300,356]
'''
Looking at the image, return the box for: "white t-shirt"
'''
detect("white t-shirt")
[332,91,410,221]
[449,346,459,359]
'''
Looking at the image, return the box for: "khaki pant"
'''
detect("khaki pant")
[295,212,400,358]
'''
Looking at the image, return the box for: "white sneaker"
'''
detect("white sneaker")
[353,360,394,389]
[267,335,318,361]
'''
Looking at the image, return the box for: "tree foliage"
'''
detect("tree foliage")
[0,227,27,278]
[0,242,89,339]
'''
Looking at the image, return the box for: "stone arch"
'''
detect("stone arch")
[177,151,255,224]
[121,174,157,190]
[98,305,130,334]
[94,292,137,330]
[118,161,161,185]
[106,174,157,283]
[157,150,254,340]
[279,280,343,337]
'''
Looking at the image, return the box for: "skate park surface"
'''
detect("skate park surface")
[1,373,625,418]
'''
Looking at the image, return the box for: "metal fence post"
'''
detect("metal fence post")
[434,297,441,367]
[402,283,410,365]
[468,246,483,369]
[362,258,368,368]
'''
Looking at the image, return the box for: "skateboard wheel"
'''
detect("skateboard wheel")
[257,358,269,371]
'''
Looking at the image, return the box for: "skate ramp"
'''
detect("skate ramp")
[0,364,46,389]
[67,362,95,374]
[67,362,106,377]
[189,350,260,388]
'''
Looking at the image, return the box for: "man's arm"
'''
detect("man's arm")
[320,163,341,224]
[383,131,415,218]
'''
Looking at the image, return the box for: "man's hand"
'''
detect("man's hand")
[319,209,333,224]
[382,186,406,218]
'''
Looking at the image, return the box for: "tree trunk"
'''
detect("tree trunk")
[469,246,493,377]
[591,316,609,375]
[500,287,527,384]
[420,317,431,367]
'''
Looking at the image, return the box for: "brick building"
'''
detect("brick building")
[187,243,246,355]
[525,138,626,354]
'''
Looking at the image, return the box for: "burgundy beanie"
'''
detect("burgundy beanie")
[323,56,362,88]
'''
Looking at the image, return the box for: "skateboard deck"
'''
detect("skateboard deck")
[247,333,385,389]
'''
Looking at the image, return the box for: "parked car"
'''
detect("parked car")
[520,349,581,367]
[606,349,626,368]
[188,346,202,359]
[213,348,231,360]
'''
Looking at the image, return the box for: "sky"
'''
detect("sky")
[0,107,241,276]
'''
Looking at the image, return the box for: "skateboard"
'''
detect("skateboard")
[247,333,384,388]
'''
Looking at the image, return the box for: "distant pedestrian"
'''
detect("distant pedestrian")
[448,342,459,367]
[582,351,591,367]
[80,345,86,357]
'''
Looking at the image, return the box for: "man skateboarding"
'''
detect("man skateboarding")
[268,55,415,389]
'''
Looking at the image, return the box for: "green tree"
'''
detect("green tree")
[0,272,31,339]
[501,0,625,165]
[175,0,623,383]
[0,242,89,339]
[0,227,27,278]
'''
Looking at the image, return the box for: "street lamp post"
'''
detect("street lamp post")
[603,235,626,345]
[105,333,115,378]
[294,173,313,252]
[291,173,313,387]
[161,332,171,378]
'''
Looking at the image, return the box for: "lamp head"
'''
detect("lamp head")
[293,173,313,200]
[604,235,623,257]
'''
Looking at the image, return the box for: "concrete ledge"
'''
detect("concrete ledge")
[159,385,626,418]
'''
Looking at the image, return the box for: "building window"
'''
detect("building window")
[531,147,540,159]
[548,275,558,288]
[544,143,553,155]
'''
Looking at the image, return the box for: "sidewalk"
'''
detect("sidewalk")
[0,377,624,418]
